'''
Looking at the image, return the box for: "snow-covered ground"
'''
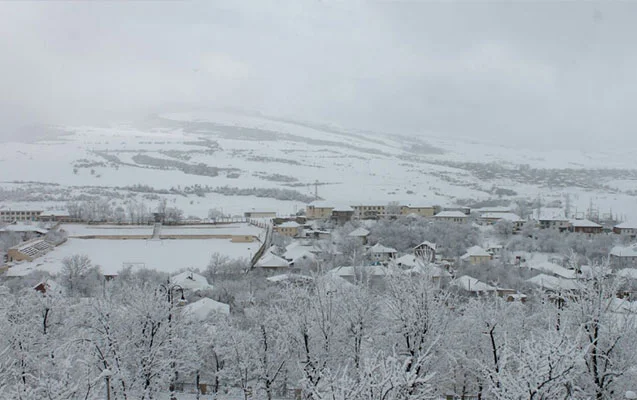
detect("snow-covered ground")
[1,110,636,219]
[7,237,257,277]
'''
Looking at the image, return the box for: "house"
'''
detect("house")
[480,212,525,230]
[433,211,468,223]
[534,209,570,232]
[368,243,397,263]
[37,210,74,223]
[328,265,388,285]
[348,227,370,245]
[0,224,48,241]
[451,275,498,295]
[331,205,355,224]
[408,263,451,284]
[394,254,419,269]
[255,252,290,271]
[460,246,492,265]
[274,221,301,237]
[486,244,504,259]
[473,206,513,215]
[414,241,436,262]
[351,203,387,219]
[181,298,230,320]
[527,274,582,292]
[244,210,276,219]
[304,229,331,240]
[171,271,214,292]
[569,219,603,234]
[400,204,436,217]
[614,221,637,238]
[306,201,336,219]
[610,244,637,267]
[7,238,54,262]
[0,208,43,222]
[33,280,62,295]
[527,261,576,279]
[283,245,317,267]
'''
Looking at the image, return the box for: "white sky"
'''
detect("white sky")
[1,1,636,150]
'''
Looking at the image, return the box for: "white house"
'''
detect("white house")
[433,211,468,224]
[613,221,637,238]
[368,243,397,263]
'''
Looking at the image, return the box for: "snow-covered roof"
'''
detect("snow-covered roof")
[182,298,230,320]
[395,254,419,268]
[451,275,497,292]
[171,272,214,291]
[527,274,582,291]
[480,212,523,222]
[474,206,513,214]
[266,273,314,283]
[461,246,491,258]
[415,241,436,250]
[527,261,576,279]
[369,243,397,254]
[617,268,637,280]
[332,205,354,212]
[610,245,637,258]
[330,265,388,277]
[284,247,316,264]
[434,211,467,218]
[278,221,301,228]
[614,221,637,230]
[348,227,370,237]
[255,252,290,268]
[0,224,48,234]
[570,219,602,228]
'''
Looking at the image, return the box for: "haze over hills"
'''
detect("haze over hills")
[1,109,636,220]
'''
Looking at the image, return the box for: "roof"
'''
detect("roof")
[182,298,230,320]
[480,212,523,222]
[330,265,388,277]
[332,205,354,212]
[278,221,300,228]
[171,272,214,291]
[9,238,53,256]
[266,273,314,284]
[474,206,513,214]
[570,219,602,228]
[461,246,491,258]
[527,261,576,279]
[415,241,436,250]
[395,254,419,268]
[255,252,290,268]
[617,268,637,280]
[284,247,317,264]
[615,221,637,230]
[0,224,48,234]
[348,227,370,237]
[369,243,397,254]
[610,245,637,258]
[434,211,467,218]
[527,274,582,291]
[451,275,497,292]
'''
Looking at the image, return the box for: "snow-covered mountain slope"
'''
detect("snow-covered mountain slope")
[1,110,636,219]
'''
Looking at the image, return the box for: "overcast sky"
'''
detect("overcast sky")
[1,1,636,150]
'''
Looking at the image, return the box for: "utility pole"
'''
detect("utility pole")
[314,180,319,200]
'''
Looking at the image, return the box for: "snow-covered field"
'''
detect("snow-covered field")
[7,237,257,277]
[1,109,637,219]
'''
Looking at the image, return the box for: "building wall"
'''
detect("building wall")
[306,206,334,219]
[244,212,276,218]
[468,255,492,265]
[0,210,42,222]
[401,206,435,217]
[275,226,299,237]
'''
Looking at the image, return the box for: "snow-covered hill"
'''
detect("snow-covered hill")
[1,110,636,219]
